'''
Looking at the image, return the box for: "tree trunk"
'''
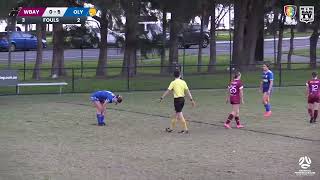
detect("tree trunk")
[287,26,294,70]
[208,1,216,73]
[32,23,42,80]
[51,23,66,77]
[168,12,180,72]
[160,9,167,74]
[310,22,319,69]
[276,13,285,67]
[232,0,248,67]
[122,0,138,77]
[232,0,264,69]
[96,10,108,77]
[6,16,16,31]
[197,8,205,73]
[268,9,279,35]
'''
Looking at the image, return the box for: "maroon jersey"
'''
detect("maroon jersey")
[307,79,320,95]
[307,79,320,103]
[228,79,243,104]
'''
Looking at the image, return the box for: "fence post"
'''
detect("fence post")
[72,68,75,93]
[80,47,83,78]
[279,62,282,87]
[23,50,26,81]
[127,66,130,91]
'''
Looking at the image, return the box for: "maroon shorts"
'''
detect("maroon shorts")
[308,95,320,104]
[230,96,240,105]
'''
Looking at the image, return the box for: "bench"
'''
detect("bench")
[16,82,68,94]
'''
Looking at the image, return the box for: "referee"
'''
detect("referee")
[160,70,196,133]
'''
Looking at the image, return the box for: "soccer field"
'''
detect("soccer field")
[0,87,319,180]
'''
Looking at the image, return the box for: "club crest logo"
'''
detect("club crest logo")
[284,5,297,18]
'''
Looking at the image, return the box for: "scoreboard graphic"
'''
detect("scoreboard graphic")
[17,7,97,24]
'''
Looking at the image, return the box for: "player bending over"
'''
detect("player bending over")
[260,63,273,117]
[90,90,123,126]
[306,72,320,123]
[224,71,244,129]
[160,70,196,134]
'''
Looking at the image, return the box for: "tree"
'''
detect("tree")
[88,0,123,77]
[287,26,294,69]
[32,23,43,80]
[276,12,285,66]
[197,1,206,73]
[232,0,277,68]
[121,0,140,77]
[208,2,229,73]
[19,0,47,79]
[309,1,320,69]
[208,1,216,73]
[287,0,299,70]
[51,23,66,76]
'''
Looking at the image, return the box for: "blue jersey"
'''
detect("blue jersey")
[91,90,115,103]
[262,70,274,91]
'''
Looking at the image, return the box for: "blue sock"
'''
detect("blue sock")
[264,104,271,112]
[96,114,102,124]
[101,115,105,124]
[267,104,271,111]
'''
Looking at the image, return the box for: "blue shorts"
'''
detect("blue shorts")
[263,87,272,95]
[90,96,104,103]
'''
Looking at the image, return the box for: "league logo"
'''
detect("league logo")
[299,6,314,23]
[295,156,316,176]
[284,5,297,18]
[299,156,311,169]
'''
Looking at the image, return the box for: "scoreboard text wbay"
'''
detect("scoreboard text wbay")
[17,7,97,24]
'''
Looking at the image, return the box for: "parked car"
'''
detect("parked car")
[0,31,47,51]
[65,26,125,49]
[139,23,210,49]
[177,24,210,49]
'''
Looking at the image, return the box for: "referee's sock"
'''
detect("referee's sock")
[170,118,177,129]
[180,117,188,130]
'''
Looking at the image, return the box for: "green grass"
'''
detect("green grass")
[216,33,233,41]
[265,30,312,39]
[0,88,319,179]
[284,48,320,57]
[0,54,318,95]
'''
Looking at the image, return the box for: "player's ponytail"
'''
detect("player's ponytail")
[116,95,123,103]
[233,71,241,79]
[312,71,318,78]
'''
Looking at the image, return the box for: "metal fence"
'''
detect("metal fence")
[0,62,318,95]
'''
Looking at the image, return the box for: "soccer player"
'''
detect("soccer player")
[306,72,320,123]
[260,63,274,117]
[160,70,195,133]
[224,71,244,129]
[90,90,123,126]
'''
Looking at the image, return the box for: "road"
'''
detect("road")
[0,37,318,63]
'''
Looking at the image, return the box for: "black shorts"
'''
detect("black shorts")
[174,97,185,113]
